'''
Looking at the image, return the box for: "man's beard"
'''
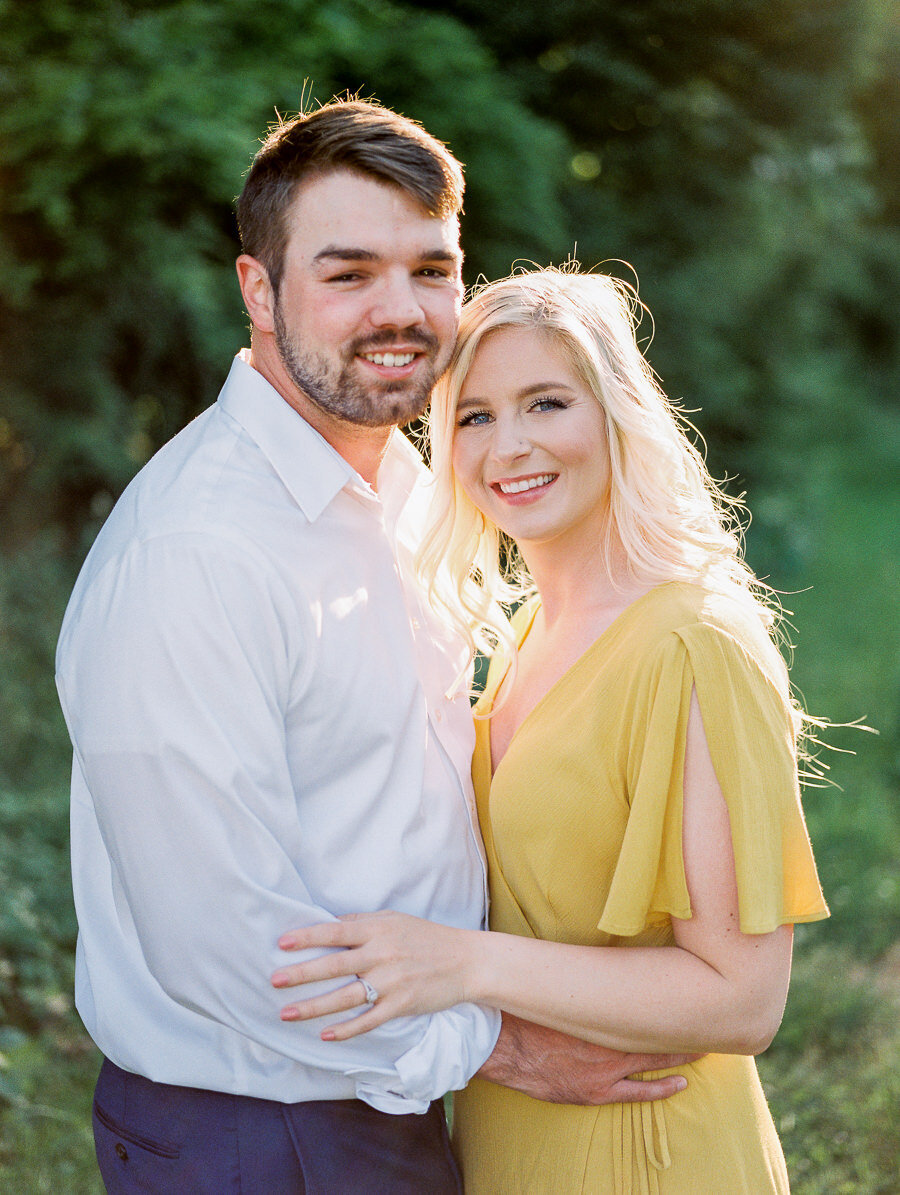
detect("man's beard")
[274,301,447,429]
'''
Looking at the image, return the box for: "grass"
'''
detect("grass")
[760,942,900,1194]
[750,404,900,1191]
[0,1026,101,1193]
[755,407,900,959]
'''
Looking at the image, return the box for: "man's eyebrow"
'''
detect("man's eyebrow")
[312,246,462,265]
[422,248,462,264]
[313,247,380,264]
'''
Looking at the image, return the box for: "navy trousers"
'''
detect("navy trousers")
[92,1058,463,1194]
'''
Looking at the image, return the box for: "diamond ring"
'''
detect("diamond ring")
[359,977,379,1004]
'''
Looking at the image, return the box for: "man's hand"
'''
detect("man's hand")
[478,1013,697,1105]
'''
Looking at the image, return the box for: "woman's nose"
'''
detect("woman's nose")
[491,419,531,463]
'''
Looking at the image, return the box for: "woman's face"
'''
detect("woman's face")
[451,326,611,553]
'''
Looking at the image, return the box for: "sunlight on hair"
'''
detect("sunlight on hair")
[417,266,821,757]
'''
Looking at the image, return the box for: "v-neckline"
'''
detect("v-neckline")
[485,583,675,778]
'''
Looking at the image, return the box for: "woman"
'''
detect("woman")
[272,269,829,1192]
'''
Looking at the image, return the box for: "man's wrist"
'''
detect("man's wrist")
[476,1012,527,1086]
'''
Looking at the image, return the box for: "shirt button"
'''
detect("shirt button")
[115,1143,129,1162]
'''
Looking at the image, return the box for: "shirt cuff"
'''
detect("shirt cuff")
[352,1004,502,1114]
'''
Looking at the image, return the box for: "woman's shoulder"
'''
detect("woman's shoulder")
[634,580,786,682]
[639,579,771,641]
[650,582,793,712]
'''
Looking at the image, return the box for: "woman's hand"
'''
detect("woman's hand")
[271,911,478,1041]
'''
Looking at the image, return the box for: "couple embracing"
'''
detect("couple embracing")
[57,98,828,1193]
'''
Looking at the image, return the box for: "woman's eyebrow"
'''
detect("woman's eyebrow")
[516,381,576,397]
[458,381,576,406]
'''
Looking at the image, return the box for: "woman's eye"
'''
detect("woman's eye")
[530,396,566,413]
[457,409,492,428]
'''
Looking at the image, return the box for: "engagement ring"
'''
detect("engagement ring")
[359,977,379,1004]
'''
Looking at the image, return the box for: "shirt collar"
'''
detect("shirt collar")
[216,353,425,523]
[376,424,428,530]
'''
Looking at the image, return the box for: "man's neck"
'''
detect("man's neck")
[245,341,392,488]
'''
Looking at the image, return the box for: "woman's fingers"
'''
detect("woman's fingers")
[273,912,411,990]
[278,911,406,953]
[278,921,356,952]
[320,1005,393,1042]
[279,977,371,1022]
[271,947,361,990]
[279,978,399,1039]
[271,910,463,1036]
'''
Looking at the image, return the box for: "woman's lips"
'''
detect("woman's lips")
[492,473,558,503]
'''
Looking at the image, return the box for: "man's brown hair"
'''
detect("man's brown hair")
[236,98,465,294]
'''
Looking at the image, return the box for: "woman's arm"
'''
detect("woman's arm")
[273,691,793,1054]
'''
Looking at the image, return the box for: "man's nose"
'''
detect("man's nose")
[368,274,426,329]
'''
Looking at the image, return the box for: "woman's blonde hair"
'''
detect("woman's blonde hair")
[416,266,778,685]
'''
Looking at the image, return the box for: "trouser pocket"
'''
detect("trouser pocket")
[93,1099,182,1191]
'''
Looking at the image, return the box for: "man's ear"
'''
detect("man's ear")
[236,255,276,333]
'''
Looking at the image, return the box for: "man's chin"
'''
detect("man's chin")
[356,379,432,426]
[351,397,430,429]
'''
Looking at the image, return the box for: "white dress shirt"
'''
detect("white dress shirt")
[56,353,500,1114]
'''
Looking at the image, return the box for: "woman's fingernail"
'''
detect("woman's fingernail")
[321,1030,336,1041]
[280,1007,299,1021]
[278,936,294,949]
[271,971,288,987]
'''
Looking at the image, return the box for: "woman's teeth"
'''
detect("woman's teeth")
[498,474,556,494]
[363,352,416,367]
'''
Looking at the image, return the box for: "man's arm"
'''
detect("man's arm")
[480,1014,692,1104]
[57,532,499,1113]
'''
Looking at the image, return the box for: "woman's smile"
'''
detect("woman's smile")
[492,472,559,500]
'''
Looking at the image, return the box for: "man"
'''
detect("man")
[56,99,688,1193]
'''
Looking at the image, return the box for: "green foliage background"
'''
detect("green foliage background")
[1,0,898,1189]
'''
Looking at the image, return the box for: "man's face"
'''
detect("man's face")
[272,169,463,430]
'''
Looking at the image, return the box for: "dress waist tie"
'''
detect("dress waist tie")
[611,1095,671,1195]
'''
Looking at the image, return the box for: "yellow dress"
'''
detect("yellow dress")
[453,581,829,1194]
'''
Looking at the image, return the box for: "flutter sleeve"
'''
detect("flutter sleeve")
[598,617,829,938]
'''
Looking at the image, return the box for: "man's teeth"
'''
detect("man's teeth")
[498,474,556,494]
[363,351,416,367]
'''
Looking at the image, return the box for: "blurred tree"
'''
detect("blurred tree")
[848,0,900,401]
[1,0,896,545]
[0,0,569,548]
